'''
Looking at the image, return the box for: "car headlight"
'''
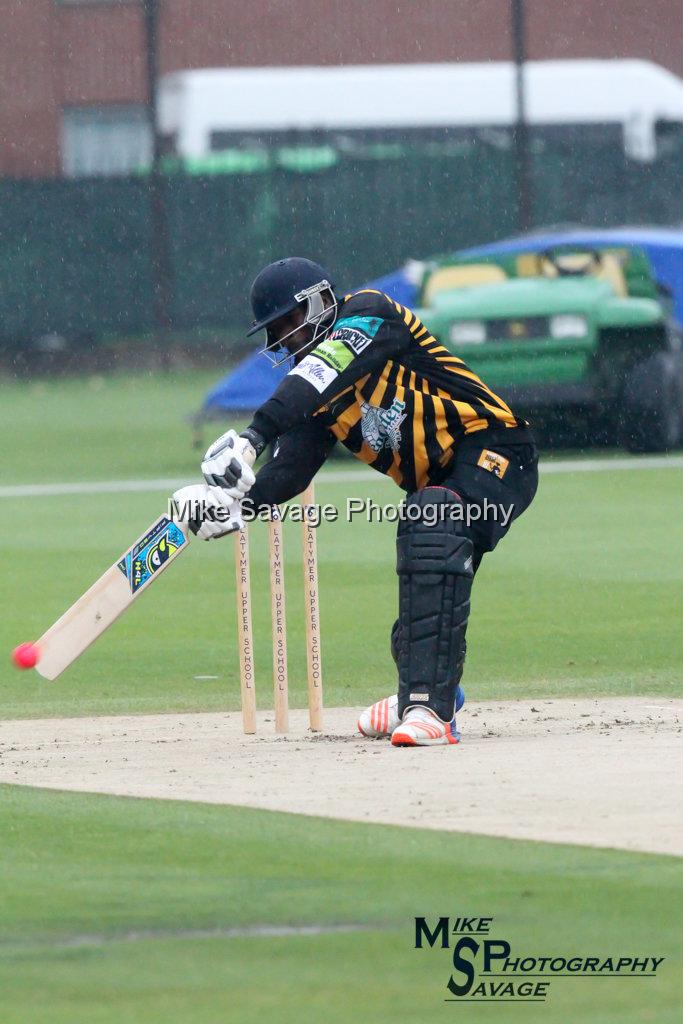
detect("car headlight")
[449,320,487,344]
[550,314,588,339]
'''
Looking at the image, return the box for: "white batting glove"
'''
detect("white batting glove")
[171,483,244,541]
[201,429,257,498]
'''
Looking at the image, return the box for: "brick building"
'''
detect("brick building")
[2,0,683,178]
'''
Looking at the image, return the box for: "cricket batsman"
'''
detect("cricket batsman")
[173,258,538,746]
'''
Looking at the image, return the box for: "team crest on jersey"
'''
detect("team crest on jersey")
[360,397,406,453]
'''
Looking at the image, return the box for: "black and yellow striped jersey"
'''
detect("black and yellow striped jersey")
[249,288,529,495]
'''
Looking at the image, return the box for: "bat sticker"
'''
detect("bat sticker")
[120,517,187,594]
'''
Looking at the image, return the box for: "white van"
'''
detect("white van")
[158,59,683,164]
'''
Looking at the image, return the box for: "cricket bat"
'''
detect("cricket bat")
[33,515,190,680]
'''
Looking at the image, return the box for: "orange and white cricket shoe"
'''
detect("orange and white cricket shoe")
[358,687,464,740]
[390,706,461,747]
[357,694,400,738]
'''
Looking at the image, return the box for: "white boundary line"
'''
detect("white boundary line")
[1,454,681,499]
[0,923,380,952]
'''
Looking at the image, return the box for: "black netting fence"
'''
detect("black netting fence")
[1,130,681,343]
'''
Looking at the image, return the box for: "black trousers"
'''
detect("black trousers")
[391,438,539,700]
[436,437,539,573]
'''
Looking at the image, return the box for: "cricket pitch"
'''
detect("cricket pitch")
[1,698,680,856]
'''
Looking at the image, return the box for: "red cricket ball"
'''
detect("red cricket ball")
[11,642,39,670]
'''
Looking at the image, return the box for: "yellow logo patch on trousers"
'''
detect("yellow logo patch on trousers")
[477,449,510,478]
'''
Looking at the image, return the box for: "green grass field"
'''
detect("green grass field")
[1,374,681,717]
[1,786,680,1024]
[1,372,681,1022]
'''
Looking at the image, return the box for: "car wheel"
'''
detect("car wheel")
[619,351,681,453]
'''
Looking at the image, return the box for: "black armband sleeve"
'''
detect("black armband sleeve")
[249,374,321,443]
[244,419,336,512]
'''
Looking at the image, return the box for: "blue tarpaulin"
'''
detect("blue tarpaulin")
[201,227,683,418]
[201,348,288,413]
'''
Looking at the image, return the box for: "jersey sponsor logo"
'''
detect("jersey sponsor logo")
[313,337,354,373]
[360,396,407,453]
[289,354,338,393]
[331,315,383,354]
[330,326,372,355]
[331,329,374,358]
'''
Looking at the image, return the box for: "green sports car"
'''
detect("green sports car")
[416,245,683,452]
